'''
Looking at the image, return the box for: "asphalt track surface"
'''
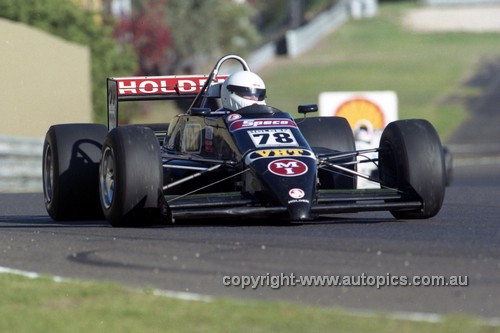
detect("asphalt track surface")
[1,158,499,319]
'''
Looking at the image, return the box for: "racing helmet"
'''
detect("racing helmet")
[221,71,266,111]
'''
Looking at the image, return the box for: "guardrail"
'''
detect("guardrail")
[285,0,377,58]
[0,136,43,192]
[249,0,378,70]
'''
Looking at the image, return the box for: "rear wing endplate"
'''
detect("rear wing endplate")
[106,75,227,130]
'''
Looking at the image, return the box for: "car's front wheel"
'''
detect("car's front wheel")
[99,125,164,227]
[379,119,446,219]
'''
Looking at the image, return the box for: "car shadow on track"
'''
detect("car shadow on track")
[168,215,398,228]
[0,215,110,228]
[303,217,398,226]
[0,214,398,229]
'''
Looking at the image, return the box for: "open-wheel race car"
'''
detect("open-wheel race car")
[42,55,446,227]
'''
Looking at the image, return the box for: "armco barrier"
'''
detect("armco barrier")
[285,0,377,58]
[249,0,378,69]
[0,136,43,192]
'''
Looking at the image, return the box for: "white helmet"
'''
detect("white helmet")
[221,71,266,111]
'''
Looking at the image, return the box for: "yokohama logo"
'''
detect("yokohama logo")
[268,159,308,177]
[115,75,227,95]
[230,118,297,131]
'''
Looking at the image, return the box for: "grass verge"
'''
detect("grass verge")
[262,2,500,139]
[1,273,498,333]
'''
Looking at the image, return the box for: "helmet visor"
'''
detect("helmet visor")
[227,85,266,101]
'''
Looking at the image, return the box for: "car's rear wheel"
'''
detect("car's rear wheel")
[99,125,164,227]
[297,116,356,189]
[43,124,107,220]
[379,119,446,219]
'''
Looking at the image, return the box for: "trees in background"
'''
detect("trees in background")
[113,0,171,76]
[114,0,259,76]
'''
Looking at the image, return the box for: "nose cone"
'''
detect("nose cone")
[286,187,313,221]
[287,202,312,221]
[247,156,316,222]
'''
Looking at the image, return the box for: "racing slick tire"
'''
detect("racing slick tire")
[378,119,446,219]
[297,116,356,189]
[43,124,107,220]
[99,125,164,227]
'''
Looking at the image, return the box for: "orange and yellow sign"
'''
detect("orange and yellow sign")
[319,91,398,131]
[335,98,385,130]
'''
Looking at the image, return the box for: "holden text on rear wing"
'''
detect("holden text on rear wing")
[106,75,227,130]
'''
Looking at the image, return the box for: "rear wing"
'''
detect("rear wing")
[106,75,227,130]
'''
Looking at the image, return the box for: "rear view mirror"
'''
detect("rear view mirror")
[298,104,318,114]
[190,108,211,116]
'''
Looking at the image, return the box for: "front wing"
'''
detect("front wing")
[165,189,421,220]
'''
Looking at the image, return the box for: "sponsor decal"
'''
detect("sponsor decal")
[255,149,310,158]
[319,92,398,132]
[289,188,305,199]
[268,159,308,177]
[227,113,242,122]
[248,149,313,160]
[229,118,297,132]
[245,149,315,165]
[288,199,310,205]
[181,123,202,153]
[248,129,298,147]
[115,75,227,96]
[204,126,214,153]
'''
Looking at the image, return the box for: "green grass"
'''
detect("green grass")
[1,274,498,333]
[262,2,500,139]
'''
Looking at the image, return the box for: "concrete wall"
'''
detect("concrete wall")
[0,18,93,139]
[249,0,378,70]
[285,0,377,59]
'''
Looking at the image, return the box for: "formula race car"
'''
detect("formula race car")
[42,55,446,227]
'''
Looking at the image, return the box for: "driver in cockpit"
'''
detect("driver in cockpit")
[219,71,267,112]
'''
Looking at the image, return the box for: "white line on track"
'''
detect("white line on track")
[0,265,212,302]
[0,266,64,282]
[1,265,499,326]
[346,308,500,327]
[150,288,213,302]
